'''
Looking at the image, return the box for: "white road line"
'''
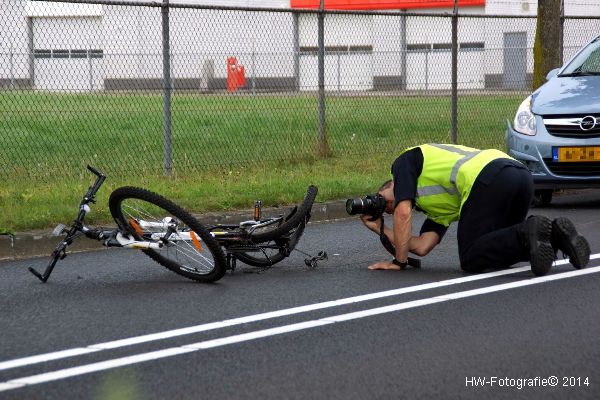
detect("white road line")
[1,265,599,392]
[1,254,598,373]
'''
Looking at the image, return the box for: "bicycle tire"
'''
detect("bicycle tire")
[109,186,227,283]
[235,221,307,267]
[249,185,317,243]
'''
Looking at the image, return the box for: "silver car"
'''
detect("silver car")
[506,34,600,206]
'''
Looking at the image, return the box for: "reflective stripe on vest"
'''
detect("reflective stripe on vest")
[406,144,511,227]
[419,143,482,202]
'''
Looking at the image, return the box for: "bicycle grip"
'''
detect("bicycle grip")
[87,165,102,177]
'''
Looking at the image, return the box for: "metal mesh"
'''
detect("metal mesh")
[1,0,599,180]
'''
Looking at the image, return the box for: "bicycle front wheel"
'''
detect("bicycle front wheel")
[109,187,227,283]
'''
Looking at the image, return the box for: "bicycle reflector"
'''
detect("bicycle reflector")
[190,231,203,252]
[129,219,143,236]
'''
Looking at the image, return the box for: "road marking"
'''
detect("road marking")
[1,265,599,392]
[1,254,598,373]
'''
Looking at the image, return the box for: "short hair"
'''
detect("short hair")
[379,179,393,192]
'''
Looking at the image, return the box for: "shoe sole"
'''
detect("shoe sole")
[529,216,554,277]
[553,218,591,269]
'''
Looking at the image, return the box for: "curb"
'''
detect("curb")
[0,200,351,261]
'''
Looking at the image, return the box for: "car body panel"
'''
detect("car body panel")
[531,76,600,115]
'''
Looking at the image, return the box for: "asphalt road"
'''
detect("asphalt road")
[1,190,600,400]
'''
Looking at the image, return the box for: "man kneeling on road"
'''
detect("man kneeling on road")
[361,143,590,276]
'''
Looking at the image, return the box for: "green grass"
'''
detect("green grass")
[0,91,524,231]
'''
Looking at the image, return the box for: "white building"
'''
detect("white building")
[1,0,599,92]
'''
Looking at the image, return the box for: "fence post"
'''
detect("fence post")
[162,0,173,176]
[293,12,300,91]
[28,18,34,88]
[337,52,341,93]
[317,0,330,156]
[9,46,15,90]
[88,49,93,92]
[450,1,458,144]
[425,49,429,93]
[251,38,256,95]
[400,10,407,90]
[559,0,565,65]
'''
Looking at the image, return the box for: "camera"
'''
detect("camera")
[345,193,386,219]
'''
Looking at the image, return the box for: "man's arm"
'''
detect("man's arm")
[361,214,441,258]
[368,199,413,270]
[392,199,412,262]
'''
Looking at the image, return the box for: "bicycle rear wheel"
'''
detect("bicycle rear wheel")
[249,185,317,244]
[109,186,227,283]
[235,221,306,267]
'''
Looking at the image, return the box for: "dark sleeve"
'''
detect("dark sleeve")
[391,147,424,208]
[419,218,448,243]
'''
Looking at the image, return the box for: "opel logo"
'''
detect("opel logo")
[580,116,597,131]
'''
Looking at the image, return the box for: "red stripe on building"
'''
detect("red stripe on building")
[290,0,485,10]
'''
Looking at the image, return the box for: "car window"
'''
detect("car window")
[561,38,600,75]
[581,47,600,72]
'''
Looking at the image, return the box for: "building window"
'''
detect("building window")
[349,45,372,53]
[90,49,103,59]
[33,49,104,59]
[70,50,88,59]
[460,42,485,51]
[432,43,452,51]
[407,44,431,52]
[33,49,52,58]
[299,45,373,55]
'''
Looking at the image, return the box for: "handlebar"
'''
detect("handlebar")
[87,165,103,177]
[81,165,106,207]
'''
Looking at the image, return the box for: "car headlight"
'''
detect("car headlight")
[513,96,537,136]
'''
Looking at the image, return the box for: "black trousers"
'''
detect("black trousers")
[458,165,533,273]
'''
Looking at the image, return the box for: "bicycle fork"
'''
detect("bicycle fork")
[28,227,78,283]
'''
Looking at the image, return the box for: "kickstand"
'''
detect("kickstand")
[226,253,237,273]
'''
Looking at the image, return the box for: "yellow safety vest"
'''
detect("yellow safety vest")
[402,144,514,227]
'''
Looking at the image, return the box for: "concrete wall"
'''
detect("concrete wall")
[2,0,599,92]
[102,4,296,90]
[0,0,30,88]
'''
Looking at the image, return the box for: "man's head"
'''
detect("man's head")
[378,179,395,215]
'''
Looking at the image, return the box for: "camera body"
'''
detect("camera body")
[346,193,386,220]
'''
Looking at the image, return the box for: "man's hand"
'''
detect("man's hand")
[368,261,403,270]
[360,214,382,234]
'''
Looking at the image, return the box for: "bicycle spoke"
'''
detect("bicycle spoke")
[119,198,217,275]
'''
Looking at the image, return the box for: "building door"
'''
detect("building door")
[33,16,103,91]
[503,32,527,90]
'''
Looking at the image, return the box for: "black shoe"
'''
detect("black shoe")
[551,217,591,269]
[518,215,554,276]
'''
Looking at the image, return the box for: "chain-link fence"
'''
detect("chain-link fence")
[1,0,599,180]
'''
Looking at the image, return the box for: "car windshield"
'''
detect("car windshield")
[559,37,600,76]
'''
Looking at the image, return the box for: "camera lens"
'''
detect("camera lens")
[345,198,363,215]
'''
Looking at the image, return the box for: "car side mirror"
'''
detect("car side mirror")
[546,68,560,80]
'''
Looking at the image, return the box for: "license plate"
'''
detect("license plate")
[552,146,600,162]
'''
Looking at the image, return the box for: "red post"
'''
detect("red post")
[226,57,237,92]
[227,57,246,92]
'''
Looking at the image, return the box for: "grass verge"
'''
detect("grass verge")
[0,91,524,231]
